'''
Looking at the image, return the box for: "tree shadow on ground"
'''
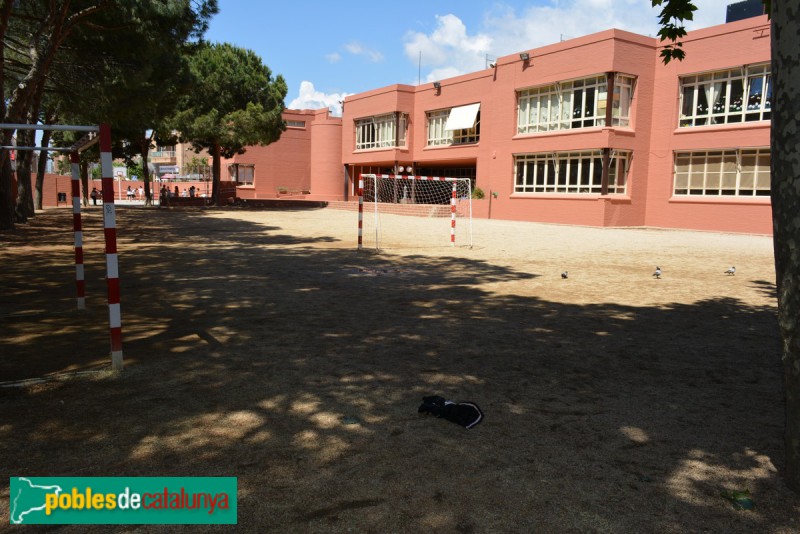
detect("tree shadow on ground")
[0,208,797,532]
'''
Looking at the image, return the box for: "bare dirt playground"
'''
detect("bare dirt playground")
[1,205,799,532]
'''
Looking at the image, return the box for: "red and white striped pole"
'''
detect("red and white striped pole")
[450,182,457,247]
[357,177,364,250]
[99,123,123,370]
[70,152,85,310]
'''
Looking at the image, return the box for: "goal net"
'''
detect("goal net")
[358,174,473,250]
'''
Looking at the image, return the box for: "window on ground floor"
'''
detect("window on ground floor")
[673,148,770,196]
[514,150,630,194]
[228,163,255,185]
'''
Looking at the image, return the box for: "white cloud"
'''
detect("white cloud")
[403,2,730,83]
[344,41,384,62]
[288,81,352,117]
[404,14,493,82]
[325,52,341,63]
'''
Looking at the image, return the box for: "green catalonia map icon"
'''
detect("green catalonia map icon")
[10,477,63,524]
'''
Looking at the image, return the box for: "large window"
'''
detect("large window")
[673,148,770,196]
[679,64,771,127]
[517,74,634,134]
[514,150,629,194]
[229,163,254,185]
[355,113,407,150]
[427,105,480,146]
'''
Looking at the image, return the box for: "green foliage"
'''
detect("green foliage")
[651,0,695,63]
[472,187,485,199]
[653,0,770,64]
[172,42,288,158]
[170,42,287,202]
[127,161,144,180]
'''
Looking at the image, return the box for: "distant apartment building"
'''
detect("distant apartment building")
[150,142,211,180]
[225,14,772,234]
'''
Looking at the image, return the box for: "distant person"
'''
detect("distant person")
[181,188,188,197]
[126,186,134,200]
[137,186,143,199]
[174,186,179,198]
[189,185,196,198]
[160,185,168,207]
[90,187,100,206]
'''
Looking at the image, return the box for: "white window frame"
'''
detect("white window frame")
[608,150,630,194]
[514,150,630,194]
[229,163,254,186]
[427,107,480,146]
[355,113,407,150]
[612,75,635,127]
[517,74,634,134]
[427,109,451,146]
[286,120,306,128]
[679,63,771,127]
[673,148,770,196]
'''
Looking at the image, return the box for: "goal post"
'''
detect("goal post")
[1,122,123,371]
[357,174,473,250]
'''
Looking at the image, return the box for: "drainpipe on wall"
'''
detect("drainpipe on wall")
[601,71,615,197]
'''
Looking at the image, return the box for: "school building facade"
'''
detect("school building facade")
[223,15,773,235]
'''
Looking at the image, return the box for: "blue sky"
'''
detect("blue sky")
[204,1,731,115]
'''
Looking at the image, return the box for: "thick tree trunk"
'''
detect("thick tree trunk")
[14,129,35,223]
[0,1,14,230]
[0,145,14,230]
[771,3,800,494]
[211,141,221,206]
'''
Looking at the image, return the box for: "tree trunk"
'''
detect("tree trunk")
[0,1,14,230]
[35,128,53,210]
[771,2,800,494]
[211,141,221,206]
[139,136,152,206]
[80,160,89,207]
[0,142,15,230]
[14,129,35,223]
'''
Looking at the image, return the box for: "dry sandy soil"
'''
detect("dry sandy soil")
[1,205,799,533]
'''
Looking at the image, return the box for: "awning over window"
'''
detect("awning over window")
[444,103,480,131]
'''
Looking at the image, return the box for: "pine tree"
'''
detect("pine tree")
[170,42,288,205]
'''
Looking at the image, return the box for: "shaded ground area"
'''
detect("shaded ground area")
[1,206,798,532]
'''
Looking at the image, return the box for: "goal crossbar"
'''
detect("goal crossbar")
[358,174,473,250]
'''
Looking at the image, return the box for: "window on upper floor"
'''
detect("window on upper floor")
[426,103,481,146]
[355,113,407,150]
[152,145,176,157]
[673,148,770,196]
[679,64,771,127]
[517,74,635,134]
[286,120,306,128]
[514,149,629,194]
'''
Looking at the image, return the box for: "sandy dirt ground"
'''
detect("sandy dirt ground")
[1,205,799,533]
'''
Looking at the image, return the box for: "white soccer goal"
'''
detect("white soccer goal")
[357,174,473,250]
